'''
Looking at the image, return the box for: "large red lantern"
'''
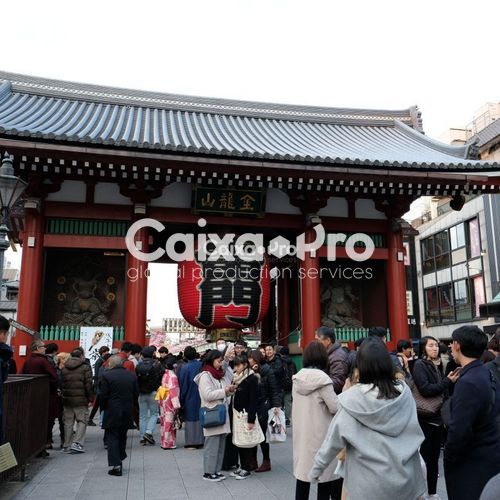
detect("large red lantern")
[178,254,270,329]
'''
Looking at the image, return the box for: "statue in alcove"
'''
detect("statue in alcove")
[320,283,363,328]
[57,256,116,326]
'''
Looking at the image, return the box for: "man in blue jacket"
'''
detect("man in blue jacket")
[444,325,500,500]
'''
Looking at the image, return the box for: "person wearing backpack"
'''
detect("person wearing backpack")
[136,346,163,445]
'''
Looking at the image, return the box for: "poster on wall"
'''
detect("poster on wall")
[80,326,114,371]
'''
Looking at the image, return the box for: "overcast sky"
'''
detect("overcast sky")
[3,0,499,325]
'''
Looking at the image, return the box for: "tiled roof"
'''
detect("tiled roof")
[469,118,500,149]
[0,71,498,172]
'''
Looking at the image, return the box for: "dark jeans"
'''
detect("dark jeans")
[89,396,100,421]
[419,420,443,495]
[237,446,254,471]
[222,433,239,469]
[105,426,128,467]
[295,479,343,500]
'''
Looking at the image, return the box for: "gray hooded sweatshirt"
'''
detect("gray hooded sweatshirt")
[310,382,426,500]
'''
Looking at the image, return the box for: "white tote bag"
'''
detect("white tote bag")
[232,408,265,448]
[267,408,287,443]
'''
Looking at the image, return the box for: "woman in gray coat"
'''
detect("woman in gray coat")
[310,338,426,500]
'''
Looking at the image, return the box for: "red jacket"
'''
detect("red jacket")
[22,352,60,421]
[22,352,58,393]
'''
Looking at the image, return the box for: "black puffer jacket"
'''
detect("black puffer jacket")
[233,372,259,424]
[61,356,94,407]
[412,358,449,424]
[257,364,282,419]
[267,354,286,392]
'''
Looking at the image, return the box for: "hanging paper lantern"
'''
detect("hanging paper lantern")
[178,254,270,329]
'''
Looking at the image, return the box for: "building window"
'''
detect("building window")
[421,230,451,274]
[450,223,466,250]
[454,279,472,321]
[422,236,435,274]
[425,287,440,325]
[434,231,450,271]
[472,276,484,318]
[424,277,484,325]
[467,218,481,258]
[438,283,454,322]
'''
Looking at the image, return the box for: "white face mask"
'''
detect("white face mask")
[217,343,226,352]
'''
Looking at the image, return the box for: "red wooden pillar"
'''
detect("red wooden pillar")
[277,270,290,346]
[300,227,321,348]
[386,229,409,348]
[125,226,149,346]
[14,207,45,364]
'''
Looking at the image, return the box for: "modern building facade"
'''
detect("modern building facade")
[414,105,500,339]
[414,194,499,338]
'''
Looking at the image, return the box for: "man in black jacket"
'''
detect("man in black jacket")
[100,354,139,476]
[444,325,500,500]
[136,346,163,445]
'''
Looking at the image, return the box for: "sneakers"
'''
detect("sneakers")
[203,473,224,482]
[230,468,250,480]
[215,473,226,480]
[139,439,146,445]
[143,433,155,445]
[70,442,85,453]
[230,468,243,478]
[61,447,70,453]
[234,469,250,480]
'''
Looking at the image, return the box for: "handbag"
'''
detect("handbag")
[232,408,265,448]
[155,386,169,401]
[199,404,226,428]
[173,413,183,431]
[409,380,443,417]
[267,408,287,443]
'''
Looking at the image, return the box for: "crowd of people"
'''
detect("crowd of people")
[1,315,500,500]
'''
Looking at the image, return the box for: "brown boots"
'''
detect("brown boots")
[255,460,271,473]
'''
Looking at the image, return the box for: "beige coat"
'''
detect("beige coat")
[292,368,339,483]
[194,366,232,437]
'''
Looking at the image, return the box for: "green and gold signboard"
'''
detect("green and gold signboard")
[192,186,265,217]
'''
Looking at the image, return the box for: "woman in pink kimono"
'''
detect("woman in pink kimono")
[159,359,181,450]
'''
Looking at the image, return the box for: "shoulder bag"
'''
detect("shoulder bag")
[199,404,226,428]
[232,409,265,448]
[409,379,443,418]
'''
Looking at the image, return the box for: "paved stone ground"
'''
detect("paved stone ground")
[5,425,448,499]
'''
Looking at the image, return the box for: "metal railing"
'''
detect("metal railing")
[39,325,125,341]
[1,375,50,481]
[289,327,391,343]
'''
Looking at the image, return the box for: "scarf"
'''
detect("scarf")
[232,369,251,387]
[202,364,224,380]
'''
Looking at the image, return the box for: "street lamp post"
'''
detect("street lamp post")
[0,153,27,297]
